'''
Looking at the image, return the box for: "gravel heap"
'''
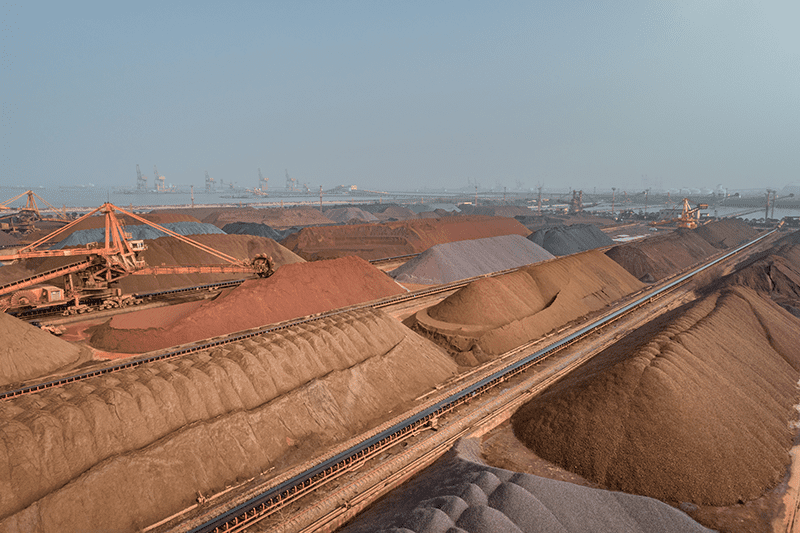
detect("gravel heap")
[281,216,531,261]
[511,286,800,506]
[527,224,614,256]
[390,235,554,285]
[408,250,643,360]
[89,256,405,353]
[0,308,456,532]
[53,221,224,248]
[342,439,710,533]
[0,313,83,388]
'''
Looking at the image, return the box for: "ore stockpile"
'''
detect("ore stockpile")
[526,223,614,256]
[280,215,532,260]
[0,308,457,532]
[1,205,799,533]
[389,234,555,285]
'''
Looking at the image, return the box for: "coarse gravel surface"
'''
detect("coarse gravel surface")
[341,439,711,533]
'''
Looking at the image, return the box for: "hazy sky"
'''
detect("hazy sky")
[2,1,799,192]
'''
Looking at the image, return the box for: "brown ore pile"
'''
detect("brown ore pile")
[606,218,758,281]
[89,256,405,353]
[0,308,457,532]
[281,215,531,261]
[341,439,711,533]
[0,313,83,388]
[511,286,800,506]
[198,206,335,228]
[727,231,800,317]
[407,250,643,362]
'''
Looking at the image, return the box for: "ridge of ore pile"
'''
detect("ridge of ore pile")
[511,286,800,507]
[605,218,758,281]
[407,249,643,361]
[0,308,457,532]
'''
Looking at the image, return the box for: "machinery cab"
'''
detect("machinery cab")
[9,285,66,309]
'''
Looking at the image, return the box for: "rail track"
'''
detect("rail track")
[149,229,777,533]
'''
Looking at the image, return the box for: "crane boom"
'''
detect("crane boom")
[1,202,275,314]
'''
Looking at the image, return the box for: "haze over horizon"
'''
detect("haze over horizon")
[2,1,799,194]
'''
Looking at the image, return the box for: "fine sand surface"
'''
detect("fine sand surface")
[88,256,406,353]
[0,308,457,532]
[281,216,531,261]
[390,235,554,285]
[408,250,643,361]
[527,223,614,256]
[341,438,711,533]
[0,313,84,388]
[606,218,758,281]
[511,286,800,507]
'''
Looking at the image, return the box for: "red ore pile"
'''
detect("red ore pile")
[390,235,554,285]
[89,256,405,353]
[511,286,800,506]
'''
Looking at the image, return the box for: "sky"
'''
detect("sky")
[1,1,799,193]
